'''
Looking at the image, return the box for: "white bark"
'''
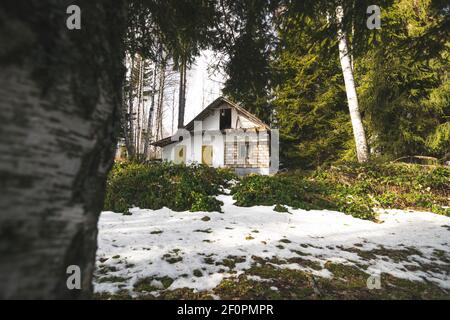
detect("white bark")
[336,5,369,162]
[0,1,124,299]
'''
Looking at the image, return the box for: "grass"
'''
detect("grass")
[95,248,450,300]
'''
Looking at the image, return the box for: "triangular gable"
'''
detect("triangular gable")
[184,97,270,131]
[153,97,270,147]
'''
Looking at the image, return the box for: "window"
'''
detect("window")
[220,108,232,130]
[238,143,248,160]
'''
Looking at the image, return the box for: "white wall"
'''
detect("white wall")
[203,131,224,167]
[162,143,174,161]
[163,132,224,167]
[202,110,220,130]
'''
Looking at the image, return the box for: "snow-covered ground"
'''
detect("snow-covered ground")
[94,194,450,296]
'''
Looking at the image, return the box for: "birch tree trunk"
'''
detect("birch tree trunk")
[155,58,167,141]
[127,54,136,158]
[0,1,125,299]
[143,62,158,159]
[136,57,144,156]
[336,5,369,162]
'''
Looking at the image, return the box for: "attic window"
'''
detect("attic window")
[220,108,232,130]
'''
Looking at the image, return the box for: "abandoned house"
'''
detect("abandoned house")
[152,97,278,175]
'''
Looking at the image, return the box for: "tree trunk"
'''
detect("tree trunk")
[143,62,158,159]
[177,57,187,129]
[0,1,125,299]
[155,58,167,141]
[135,56,144,156]
[127,54,136,157]
[336,5,369,162]
[171,87,176,135]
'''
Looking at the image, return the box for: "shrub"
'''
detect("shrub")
[104,161,235,213]
[231,162,450,220]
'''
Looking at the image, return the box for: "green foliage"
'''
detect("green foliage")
[104,161,235,213]
[272,14,354,169]
[231,163,450,220]
[215,1,277,123]
[190,192,223,213]
[358,0,450,159]
[273,204,289,213]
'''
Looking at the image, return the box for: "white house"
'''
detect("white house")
[152,97,278,175]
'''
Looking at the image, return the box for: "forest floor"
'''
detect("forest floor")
[93,194,450,300]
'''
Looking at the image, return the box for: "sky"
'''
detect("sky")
[162,50,226,136]
[185,50,225,123]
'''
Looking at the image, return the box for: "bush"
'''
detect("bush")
[231,162,450,220]
[104,161,235,213]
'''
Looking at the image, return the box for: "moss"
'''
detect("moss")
[94,290,132,300]
[157,276,174,289]
[203,257,216,265]
[96,259,450,300]
[194,228,212,233]
[193,269,203,277]
[96,265,117,274]
[215,256,246,269]
[97,276,129,283]
[163,256,183,264]
[336,245,423,263]
[133,277,161,292]
[274,204,289,213]
[152,288,213,300]
[213,276,283,300]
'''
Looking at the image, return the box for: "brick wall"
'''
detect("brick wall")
[224,135,270,168]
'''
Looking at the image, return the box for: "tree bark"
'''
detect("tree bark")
[135,56,144,156]
[127,54,136,157]
[336,5,369,162]
[155,57,167,141]
[143,62,158,159]
[177,57,187,129]
[0,1,126,299]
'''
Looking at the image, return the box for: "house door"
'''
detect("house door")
[202,145,213,166]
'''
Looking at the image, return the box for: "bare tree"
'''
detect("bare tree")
[126,53,136,157]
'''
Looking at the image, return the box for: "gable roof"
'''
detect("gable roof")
[184,96,270,131]
[152,97,270,147]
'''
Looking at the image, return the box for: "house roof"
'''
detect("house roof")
[152,97,270,148]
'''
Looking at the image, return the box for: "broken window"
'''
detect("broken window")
[220,108,232,130]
